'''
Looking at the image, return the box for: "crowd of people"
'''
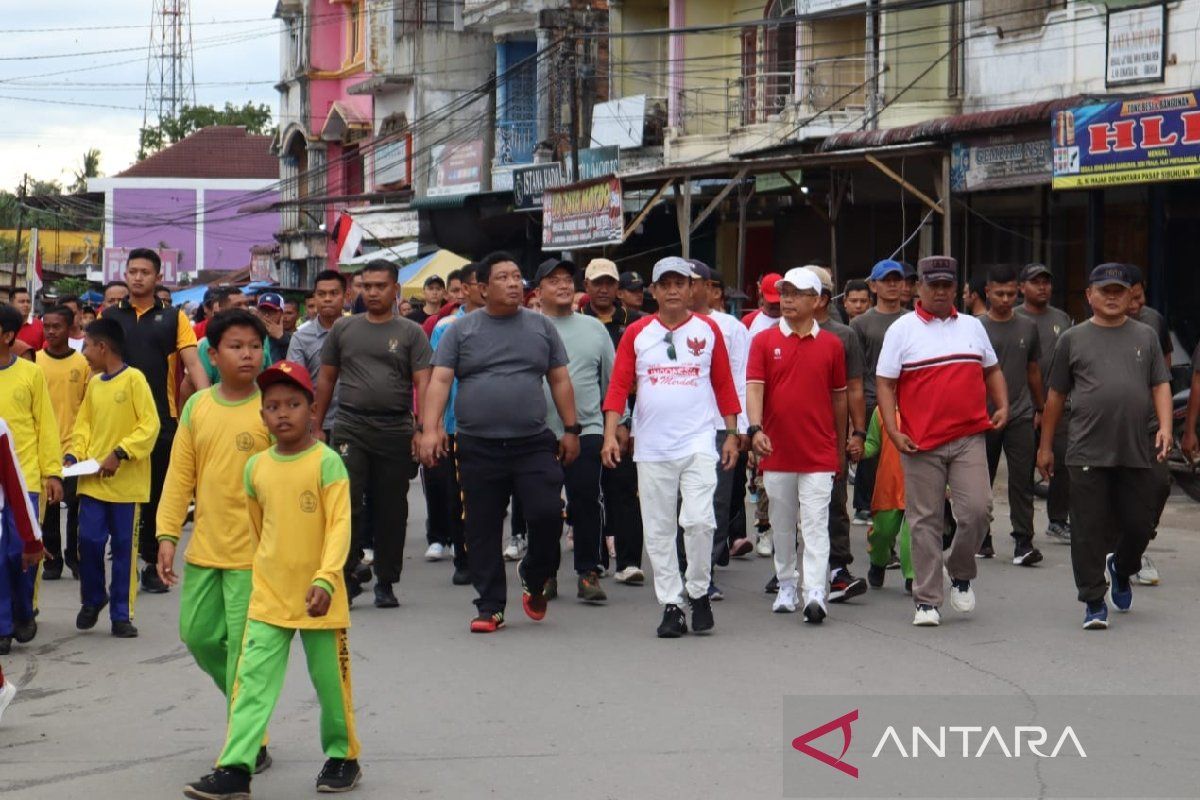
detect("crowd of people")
[0,244,1195,799]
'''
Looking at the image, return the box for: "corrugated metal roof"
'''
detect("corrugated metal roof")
[819,95,1097,152]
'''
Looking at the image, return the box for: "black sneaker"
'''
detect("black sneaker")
[451,567,472,586]
[353,563,373,586]
[764,574,779,594]
[76,601,106,630]
[141,564,169,594]
[315,757,361,793]
[543,576,558,601]
[0,636,10,655]
[111,620,138,638]
[183,766,251,800]
[373,582,399,608]
[904,578,913,595]
[656,604,688,638]
[828,569,867,603]
[255,746,272,774]
[867,564,886,589]
[977,534,995,559]
[42,559,63,580]
[886,550,902,570]
[690,595,714,634]
[1012,537,1044,567]
[13,619,36,644]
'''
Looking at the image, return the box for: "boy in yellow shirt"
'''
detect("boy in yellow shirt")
[184,361,361,799]
[0,303,62,654]
[67,318,160,638]
[35,305,89,580]
[156,309,273,772]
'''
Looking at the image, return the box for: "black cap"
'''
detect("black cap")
[1088,263,1131,288]
[1020,263,1052,282]
[534,257,576,285]
[686,259,712,282]
[917,255,957,283]
[423,274,446,288]
[619,271,644,291]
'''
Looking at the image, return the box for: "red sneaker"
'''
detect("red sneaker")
[469,612,505,633]
[523,592,548,621]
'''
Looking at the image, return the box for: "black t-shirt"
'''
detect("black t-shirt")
[583,303,644,351]
[406,307,431,325]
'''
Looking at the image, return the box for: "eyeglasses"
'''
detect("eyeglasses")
[663,330,677,361]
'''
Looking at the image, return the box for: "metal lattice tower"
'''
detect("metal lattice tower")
[143,0,196,129]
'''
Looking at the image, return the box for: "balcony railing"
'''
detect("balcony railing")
[495,118,536,166]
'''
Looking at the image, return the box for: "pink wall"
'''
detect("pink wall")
[307,78,373,135]
[309,0,349,71]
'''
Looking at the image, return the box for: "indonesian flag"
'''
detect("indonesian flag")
[0,418,42,555]
[26,227,42,300]
[333,212,364,264]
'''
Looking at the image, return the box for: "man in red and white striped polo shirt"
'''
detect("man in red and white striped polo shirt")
[602,256,741,639]
[875,256,1008,628]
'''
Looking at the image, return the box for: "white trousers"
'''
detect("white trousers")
[637,453,718,606]
[765,471,834,595]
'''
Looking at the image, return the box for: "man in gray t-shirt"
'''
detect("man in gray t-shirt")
[1037,263,1172,630]
[979,266,1043,564]
[419,253,580,631]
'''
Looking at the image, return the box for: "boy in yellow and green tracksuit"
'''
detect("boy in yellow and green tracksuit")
[185,360,360,800]
[864,407,914,593]
[156,310,272,771]
[68,318,160,638]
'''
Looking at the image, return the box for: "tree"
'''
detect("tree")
[139,102,276,159]
[70,149,102,194]
[50,276,91,299]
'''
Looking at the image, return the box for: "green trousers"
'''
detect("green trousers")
[217,620,360,774]
[179,564,252,715]
[866,509,914,579]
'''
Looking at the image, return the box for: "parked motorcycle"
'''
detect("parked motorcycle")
[1171,388,1200,502]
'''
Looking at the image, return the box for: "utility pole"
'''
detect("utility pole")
[483,70,497,192]
[568,32,580,183]
[9,174,27,291]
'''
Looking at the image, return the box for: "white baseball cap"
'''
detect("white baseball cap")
[776,267,823,294]
[652,256,694,283]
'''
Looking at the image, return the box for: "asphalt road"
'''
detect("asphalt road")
[2,477,1197,800]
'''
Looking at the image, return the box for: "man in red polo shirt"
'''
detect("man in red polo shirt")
[876,256,1008,627]
[747,267,847,624]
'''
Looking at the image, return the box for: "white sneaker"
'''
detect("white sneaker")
[0,679,16,725]
[755,532,773,557]
[1135,554,1160,586]
[802,589,827,624]
[361,548,375,567]
[949,580,976,613]
[503,535,527,562]
[613,566,645,585]
[912,605,941,626]
[773,580,798,613]
[424,542,447,561]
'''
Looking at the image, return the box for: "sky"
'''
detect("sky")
[0,0,279,191]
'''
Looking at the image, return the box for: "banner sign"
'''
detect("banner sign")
[372,135,412,188]
[565,146,620,182]
[542,176,624,249]
[428,140,484,197]
[1052,91,1200,189]
[513,163,564,210]
[951,134,1052,192]
[1106,4,1166,87]
[103,247,180,284]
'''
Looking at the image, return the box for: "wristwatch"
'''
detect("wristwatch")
[563,423,583,435]
[747,425,763,437]
[114,447,130,461]
[850,430,867,440]
[722,428,739,437]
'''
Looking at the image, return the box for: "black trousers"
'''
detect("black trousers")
[563,435,604,575]
[333,418,414,586]
[138,419,176,565]
[986,416,1036,540]
[422,437,467,568]
[1068,465,1157,603]
[601,455,643,571]
[828,474,853,569]
[1149,432,1172,537]
[457,431,564,615]
[1044,423,1070,524]
[41,476,79,571]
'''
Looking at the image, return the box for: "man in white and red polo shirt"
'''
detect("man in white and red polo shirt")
[876,255,1008,628]
[602,256,741,639]
[746,267,847,624]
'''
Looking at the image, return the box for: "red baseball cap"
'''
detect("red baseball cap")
[256,360,314,397]
[759,272,783,303]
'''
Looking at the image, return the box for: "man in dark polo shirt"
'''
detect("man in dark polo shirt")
[418,251,580,634]
[1038,264,1172,631]
[313,260,432,609]
[102,248,209,593]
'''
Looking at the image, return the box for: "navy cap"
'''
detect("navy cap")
[256,292,284,310]
[1088,263,1131,288]
[619,271,644,291]
[686,259,713,282]
[1020,263,1052,282]
[869,259,905,281]
[1123,263,1145,286]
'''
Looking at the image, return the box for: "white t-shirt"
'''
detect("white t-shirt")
[603,313,742,462]
[68,337,85,353]
[705,310,750,432]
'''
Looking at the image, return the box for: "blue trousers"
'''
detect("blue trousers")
[0,493,40,637]
[78,497,139,623]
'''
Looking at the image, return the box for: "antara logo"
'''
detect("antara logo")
[1086,113,1200,156]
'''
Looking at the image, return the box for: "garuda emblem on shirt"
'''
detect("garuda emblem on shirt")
[686,336,706,357]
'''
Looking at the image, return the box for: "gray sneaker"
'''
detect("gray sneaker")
[577,570,607,603]
[1045,522,1071,544]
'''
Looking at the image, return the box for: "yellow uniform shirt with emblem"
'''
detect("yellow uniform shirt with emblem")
[156,387,272,569]
[0,354,62,488]
[70,366,161,503]
[243,442,351,629]
[35,349,90,453]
